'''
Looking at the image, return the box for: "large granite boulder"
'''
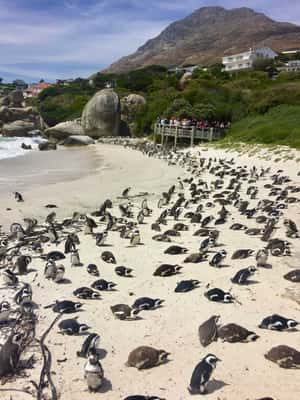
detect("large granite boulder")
[0,106,42,124]
[1,120,35,137]
[0,90,24,107]
[38,141,57,151]
[120,93,146,136]
[44,121,84,141]
[63,135,95,146]
[179,72,192,89]
[81,89,120,138]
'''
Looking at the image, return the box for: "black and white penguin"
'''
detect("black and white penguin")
[153,264,182,277]
[201,216,214,227]
[95,231,108,247]
[44,260,57,280]
[73,287,101,300]
[231,266,257,285]
[184,252,208,263]
[58,318,89,335]
[130,230,141,246]
[15,255,32,275]
[14,192,24,202]
[124,396,165,400]
[2,269,18,287]
[164,245,188,255]
[0,301,11,322]
[14,283,32,305]
[188,354,221,394]
[111,304,140,320]
[259,314,298,331]
[46,250,66,262]
[0,332,24,377]
[284,269,300,282]
[200,237,215,251]
[91,279,117,291]
[231,249,254,259]
[87,264,100,277]
[205,288,233,303]
[152,234,172,243]
[101,251,116,264]
[54,265,65,283]
[71,250,81,267]
[256,249,269,267]
[115,266,133,277]
[51,300,83,314]
[122,187,131,197]
[209,250,227,268]
[132,297,164,311]
[84,216,97,235]
[77,333,100,358]
[84,348,104,392]
[175,280,200,293]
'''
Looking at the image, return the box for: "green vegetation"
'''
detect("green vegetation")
[34,58,300,148]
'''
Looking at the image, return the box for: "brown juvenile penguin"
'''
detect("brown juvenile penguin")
[126,346,170,369]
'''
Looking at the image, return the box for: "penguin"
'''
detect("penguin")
[64,234,79,254]
[175,279,200,293]
[284,269,300,283]
[164,245,188,255]
[44,260,57,280]
[209,250,227,268]
[256,249,269,267]
[200,237,215,251]
[132,297,164,311]
[122,187,131,197]
[84,348,104,392]
[71,250,81,267]
[231,266,257,285]
[205,288,233,303]
[184,253,208,263]
[201,215,214,227]
[151,223,161,232]
[14,192,24,202]
[14,284,32,305]
[126,346,170,369]
[15,255,32,275]
[58,318,90,335]
[45,211,56,225]
[91,279,117,291]
[198,315,220,347]
[173,223,188,231]
[51,300,83,314]
[95,231,108,247]
[231,249,254,259]
[0,301,11,322]
[130,230,141,246]
[54,265,65,283]
[84,216,97,235]
[111,304,140,320]
[46,251,66,261]
[188,354,221,395]
[73,287,101,300]
[164,229,180,237]
[217,323,259,342]
[264,345,300,368]
[0,332,24,377]
[153,264,182,277]
[152,234,171,243]
[87,264,100,277]
[2,269,18,287]
[101,251,116,264]
[259,314,298,331]
[115,266,133,277]
[77,333,100,358]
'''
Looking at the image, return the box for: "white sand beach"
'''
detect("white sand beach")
[0,143,299,400]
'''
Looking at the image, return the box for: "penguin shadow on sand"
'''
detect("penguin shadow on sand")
[258,263,273,270]
[205,378,228,394]
[55,278,72,285]
[85,378,112,394]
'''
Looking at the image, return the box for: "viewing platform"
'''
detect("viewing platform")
[153,123,223,148]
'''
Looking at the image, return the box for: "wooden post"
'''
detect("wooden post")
[161,125,164,145]
[209,127,214,142]
[153,124,157,144]
[174,126,178,150]
[190,126,195,147]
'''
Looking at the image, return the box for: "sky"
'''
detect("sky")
[0,0,300,82]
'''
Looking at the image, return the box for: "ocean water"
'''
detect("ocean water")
[0,135,47,160]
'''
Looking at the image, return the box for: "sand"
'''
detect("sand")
[0,143,299,400]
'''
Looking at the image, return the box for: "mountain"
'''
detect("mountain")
[102,6,300,73]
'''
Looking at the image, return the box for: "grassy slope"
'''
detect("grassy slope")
[222,105,300,149]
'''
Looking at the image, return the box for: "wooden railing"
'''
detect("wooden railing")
[154,124,223,147]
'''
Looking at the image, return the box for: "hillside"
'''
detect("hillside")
[103,6,300,73]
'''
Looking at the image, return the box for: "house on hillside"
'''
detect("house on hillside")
[222,47,278,72]
[167,65,200,74]
[24,82,52,98]
[278,60,300,72]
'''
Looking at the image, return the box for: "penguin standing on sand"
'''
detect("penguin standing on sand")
[84,348,104,392]
[188,354,221,394]
[14,192,24,202]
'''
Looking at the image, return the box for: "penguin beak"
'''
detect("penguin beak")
[216,357,222,362]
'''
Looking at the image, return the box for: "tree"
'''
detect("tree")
[0,77,3,84]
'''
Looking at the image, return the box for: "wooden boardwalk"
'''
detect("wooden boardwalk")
[154,124,223,148]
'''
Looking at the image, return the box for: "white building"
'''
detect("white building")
[278,60,300,72]
[222,47,278,72]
